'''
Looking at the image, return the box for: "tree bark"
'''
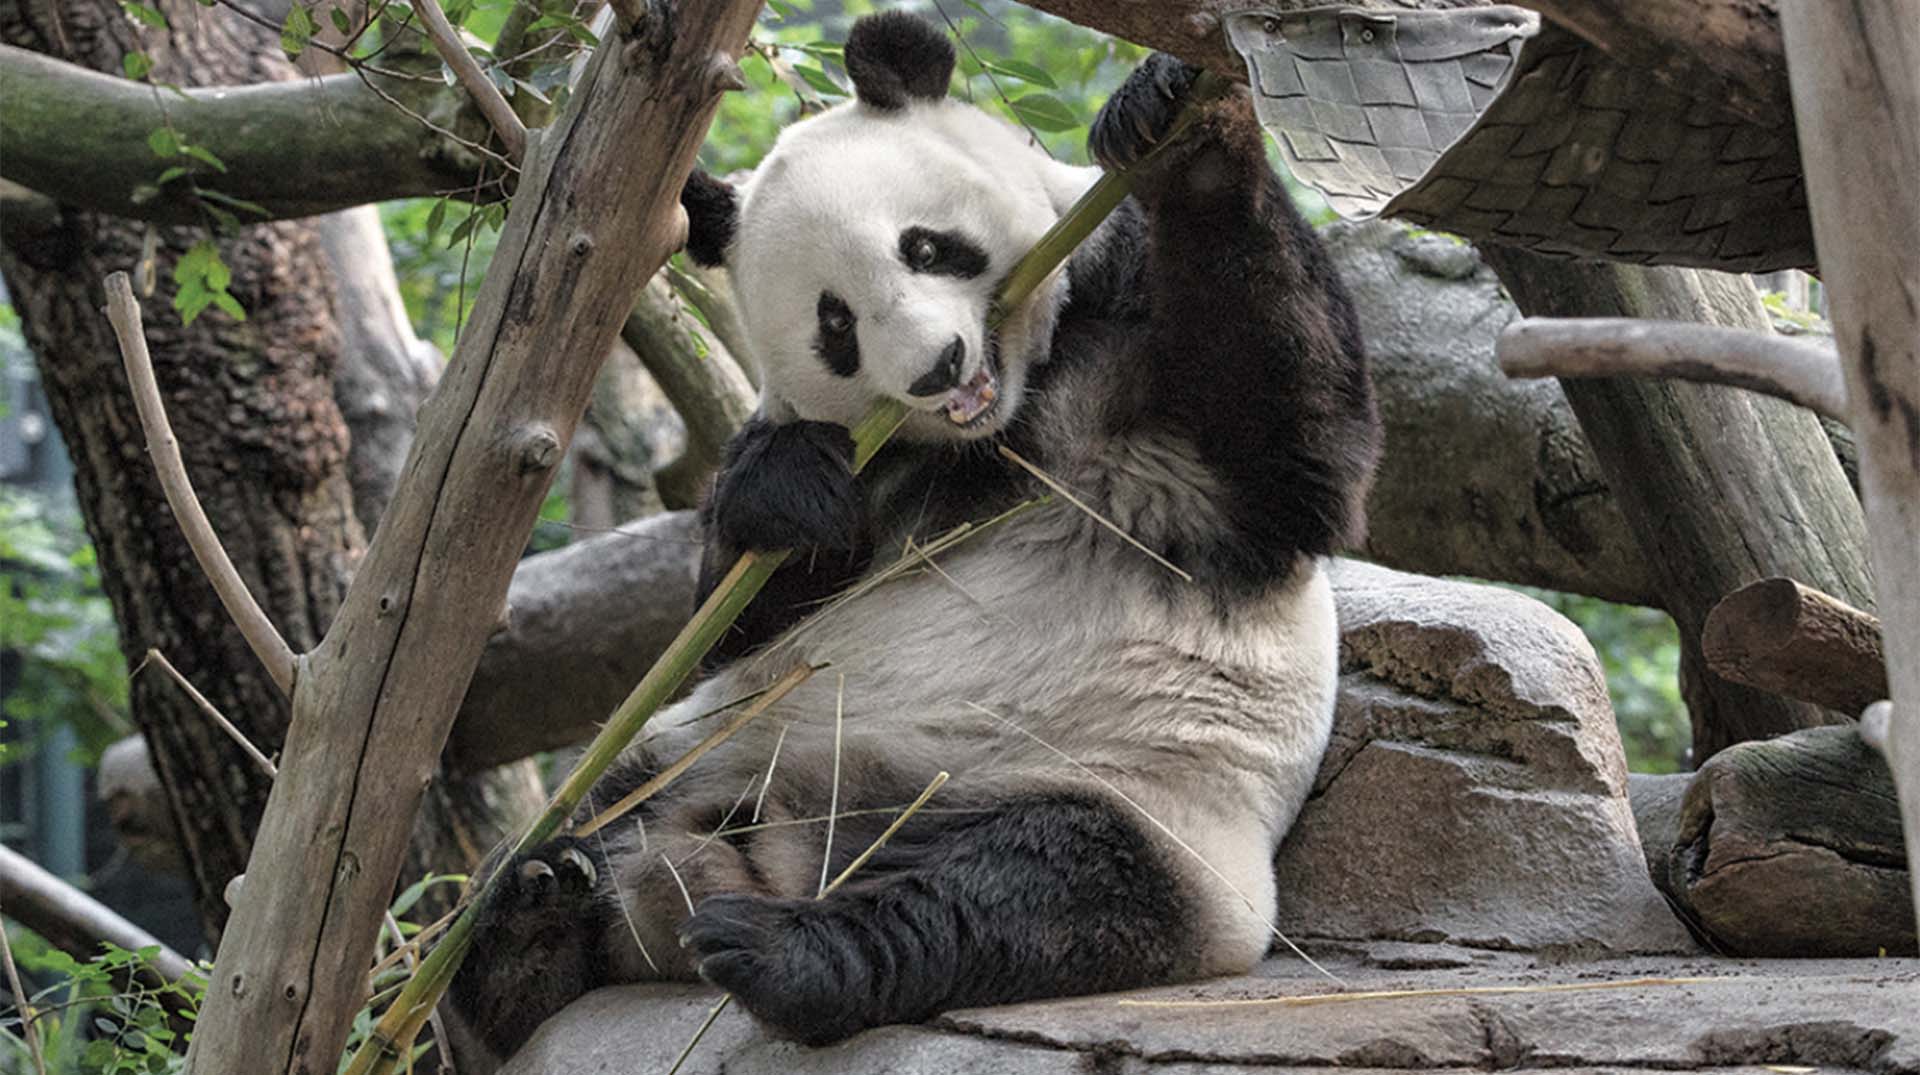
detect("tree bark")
[1481,249,1875,763]
[0,44,493,223]
[0,0,531,941]
[1781,0,1920,934]
[181,2,763,1068]
[1668,726,1913,957]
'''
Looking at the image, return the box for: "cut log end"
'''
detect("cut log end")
[1702,576,1888,716]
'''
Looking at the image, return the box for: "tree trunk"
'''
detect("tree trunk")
[1481,249,1875,763]
[0,0,531,939]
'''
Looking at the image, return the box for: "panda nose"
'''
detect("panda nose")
[906,337,966,397]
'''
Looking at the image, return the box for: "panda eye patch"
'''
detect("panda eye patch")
[815,292,860,377]
[898,227,989,279]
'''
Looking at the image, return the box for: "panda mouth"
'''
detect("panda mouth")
[943,365,1001,426]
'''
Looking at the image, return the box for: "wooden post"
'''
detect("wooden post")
[179,3,763,1071]
[1780,1,1920,931]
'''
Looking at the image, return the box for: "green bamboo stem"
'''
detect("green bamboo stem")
[345,70,1228,1075]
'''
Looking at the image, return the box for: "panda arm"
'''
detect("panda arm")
[696,415,874,667]
[1086,59,1380,591]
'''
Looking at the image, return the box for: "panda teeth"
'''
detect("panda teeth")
[944,369,999,424]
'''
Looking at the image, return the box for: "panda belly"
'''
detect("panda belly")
[616,521,1340,981]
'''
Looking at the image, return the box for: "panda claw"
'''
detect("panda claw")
[517,858,556,892]
[556,846,598,890]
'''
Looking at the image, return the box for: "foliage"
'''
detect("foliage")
[2,927,205,1075]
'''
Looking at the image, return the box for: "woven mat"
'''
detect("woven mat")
[1227,6,1814,272]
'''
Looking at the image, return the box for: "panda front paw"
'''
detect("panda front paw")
[682,894,868,1045]
[494,837,603,911]
[1089,52,1201,173]
[706,417,865,557]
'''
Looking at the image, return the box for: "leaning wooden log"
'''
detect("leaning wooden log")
[1667,726,1915,957]
[1703,578,1889,717]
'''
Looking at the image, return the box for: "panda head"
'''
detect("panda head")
[683,11,1091,442]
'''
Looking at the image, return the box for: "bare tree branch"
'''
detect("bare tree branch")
[0,843,198,987]
[409,0,527,162]
[0,45,490,223]
[105,272,298,696]
[1499,317,1850,421]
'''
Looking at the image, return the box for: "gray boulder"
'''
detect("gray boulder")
[1275,562,1695,955]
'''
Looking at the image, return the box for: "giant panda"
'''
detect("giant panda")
[453,9,1379,1060]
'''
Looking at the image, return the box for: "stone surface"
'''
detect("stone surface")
[1669,725,1915,957]
[1279,562,1695,955]
[1630,770,1691,893]
[501,949,1920,1075]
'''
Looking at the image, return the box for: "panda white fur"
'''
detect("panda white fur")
[453,10,1379,1058]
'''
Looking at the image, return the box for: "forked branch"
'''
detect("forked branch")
[104,273,297,695]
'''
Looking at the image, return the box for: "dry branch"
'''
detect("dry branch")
[1782,2,1920,927]
[104,273,297,696]
[409,0,527,163]
[1499,317,1849,422]
[1703,578,1888,717]
[179,3,766,1070]
[0,46,488,223]
[0,843,197,987]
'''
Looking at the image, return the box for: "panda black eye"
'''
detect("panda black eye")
[817,292,855,336]
[815,292,860,377]
[899,226,989,279]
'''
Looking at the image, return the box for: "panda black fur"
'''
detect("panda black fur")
[452,10,1379,1059]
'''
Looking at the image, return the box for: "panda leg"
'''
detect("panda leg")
[680,788,1200,1045]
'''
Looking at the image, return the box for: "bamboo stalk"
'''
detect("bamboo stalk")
[344,70,1228,1075]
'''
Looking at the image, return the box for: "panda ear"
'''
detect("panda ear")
[680,169,737,269]
[843,11,954,111]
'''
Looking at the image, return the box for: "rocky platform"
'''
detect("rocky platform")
[501,947,1920,1075]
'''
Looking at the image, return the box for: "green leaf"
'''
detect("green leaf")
[147,127,180,158]
[122,51,153,79]
[155,165,189,185]
[180,143,227,172]
[212,292,247,320]
[980,57,1056,89]
[280,3,316,59]
[198,189,270,218]
[122,1,168,28]
[424,197,449,243]
[1006,93,1079,133]
[791,63,846,99]
[329,6,351,33]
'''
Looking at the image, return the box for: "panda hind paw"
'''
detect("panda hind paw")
[682,894,866,1045]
